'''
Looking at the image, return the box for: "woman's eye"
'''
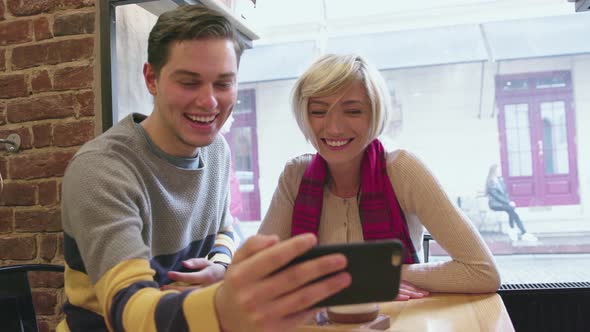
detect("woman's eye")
[310,110,327,116]
[346,109,362,115]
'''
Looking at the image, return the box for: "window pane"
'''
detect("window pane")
[541,101,569,175]
[213,2,589,285]
[112,2,588,287]
[536,75,568,89]
[502,78,528,91]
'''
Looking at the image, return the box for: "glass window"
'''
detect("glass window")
[536,75,568,89]
[501,78,529,91]
[110,0,590,285]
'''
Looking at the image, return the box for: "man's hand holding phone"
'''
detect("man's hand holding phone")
[214,234,352,332]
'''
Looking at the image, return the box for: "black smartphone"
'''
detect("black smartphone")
[284,239,404,308]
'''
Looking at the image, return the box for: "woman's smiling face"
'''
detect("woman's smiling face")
[307,80,372,167]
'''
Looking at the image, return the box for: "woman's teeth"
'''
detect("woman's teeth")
[325,139,349,147]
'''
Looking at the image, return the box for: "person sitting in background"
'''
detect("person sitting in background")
[486,164,538,242]
[258,54,501,299]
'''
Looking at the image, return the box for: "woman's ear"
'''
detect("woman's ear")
[143,62,158,96]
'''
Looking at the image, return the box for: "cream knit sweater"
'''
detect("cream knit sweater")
[259,149,501,293]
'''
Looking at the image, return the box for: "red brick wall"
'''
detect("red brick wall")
[0,0,96,331]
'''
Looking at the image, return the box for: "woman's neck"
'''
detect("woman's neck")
[327,159,362,198]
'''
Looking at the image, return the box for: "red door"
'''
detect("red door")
[224,89,261,221]
[496,72,579,207]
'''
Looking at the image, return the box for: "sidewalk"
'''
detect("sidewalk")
[429,231,590,284]
[240,221,590,283]
[430,231,590,256]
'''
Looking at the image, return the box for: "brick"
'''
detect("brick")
[56,232,63,257]
[9,151,74,180]
[34,17,53,41]
[29,266,64,288]
[32,70,53,93]
[0,126,32,150]
[32,289,59,315]
[38,180,58,206]
[54,11,94,36]
[0,103,5,125]
[11,43,49,70]
[7,0,55,16]
[0,182,36,205]
[53,65,93,90]
[46,36,94,64]
[37,319,51,332]
[0,48,5,71]
[57,0,95,9]
[12,37,94,70]
[53,120,94,147]
[33,123,53,148]
[0,235,36,259]
[0,73,28,98]
[7,93,75,123]
[15,208,61,232]
[0,19,32,46]
[75,90,94,116]
[0,208,13,233]
[39,233,58,260]
[37,320,50,332]
[0,158,6,179]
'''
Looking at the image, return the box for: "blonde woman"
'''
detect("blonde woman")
[259,54,500,298]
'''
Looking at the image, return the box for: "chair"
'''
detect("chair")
[0,264,64,332]
[457,194,503,233]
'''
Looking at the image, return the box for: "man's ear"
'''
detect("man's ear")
[143,62,158,95]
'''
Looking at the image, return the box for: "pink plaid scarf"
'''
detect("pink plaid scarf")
[291,139,418,264]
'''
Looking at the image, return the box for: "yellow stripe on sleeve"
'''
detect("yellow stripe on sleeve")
[213,233,235,255]
[56,319,71,332]
[208,253,232,265]
[94,259,158,331]
[184,282,223,332]
[63,263,102,314]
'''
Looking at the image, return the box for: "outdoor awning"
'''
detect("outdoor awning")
[238,41,317,83]
[238,12,590,82]
[326,24,489,70]
[483,12,590,61]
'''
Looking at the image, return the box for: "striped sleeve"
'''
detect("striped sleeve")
[94,258,222,332]
[207,224,235,266]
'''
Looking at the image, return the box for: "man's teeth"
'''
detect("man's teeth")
[325,139,349,147]
[187,114,216,122]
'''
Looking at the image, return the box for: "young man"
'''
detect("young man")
[59,5,350,332]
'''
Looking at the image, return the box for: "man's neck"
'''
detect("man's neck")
[140,112,199,158]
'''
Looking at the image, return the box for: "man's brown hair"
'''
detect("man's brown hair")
[147,5,245,76]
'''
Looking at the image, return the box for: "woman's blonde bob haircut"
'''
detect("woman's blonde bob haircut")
[291,54,392,147]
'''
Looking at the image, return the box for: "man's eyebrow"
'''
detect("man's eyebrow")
[171,70,236,79]
[218,72,237,79]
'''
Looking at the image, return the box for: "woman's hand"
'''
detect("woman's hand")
[161,258,226,291]
[394,280,430,301]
